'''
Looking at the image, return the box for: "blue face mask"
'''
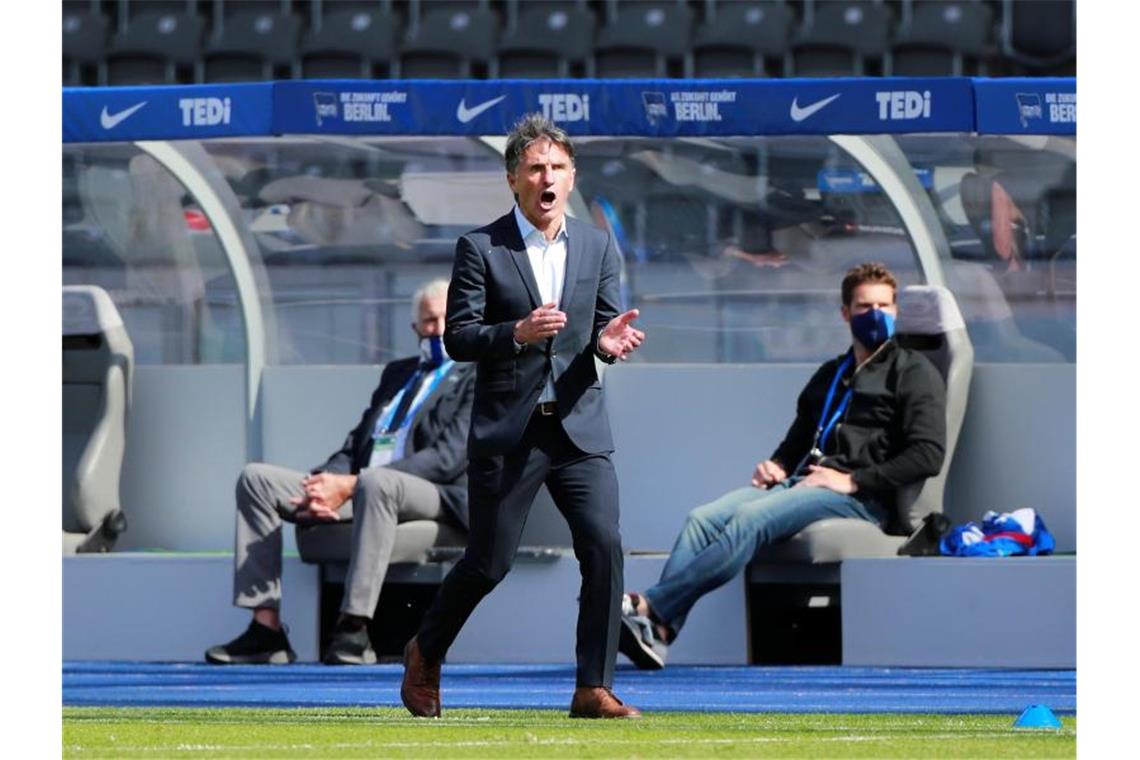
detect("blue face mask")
[850,308,896,350]
[419,335,448,367]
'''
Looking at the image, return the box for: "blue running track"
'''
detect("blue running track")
[64,662,1075,714]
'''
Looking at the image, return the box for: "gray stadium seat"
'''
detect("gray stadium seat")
[295,520,466,567]
[593,1,694,78]
[299,8,400,79]
[63,4,109,86]
[106,10,205,85]
[889,1,994,76]
[399,4,499,79]
[203,9,302,82]
[63,286,133,554]
[752,284,974,565]
[495,2,596,79]
[790,0,892,76]
[1001,0,1075,75]
[691,1,793,78]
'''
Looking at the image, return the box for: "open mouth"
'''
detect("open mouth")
[540,190,557,209]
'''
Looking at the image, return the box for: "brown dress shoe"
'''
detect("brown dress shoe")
[569,687,642,719]
[400,637,441,718]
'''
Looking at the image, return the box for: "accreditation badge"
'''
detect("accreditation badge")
[368,434,397,467]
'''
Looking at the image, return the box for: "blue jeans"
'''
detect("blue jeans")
[643,478,886,637]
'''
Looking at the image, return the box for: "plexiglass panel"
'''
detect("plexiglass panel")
[896,134,1076,362]
[573,136,923,363]
[63,132,1074,367]
[63,143,244,364]
[201,136,509,365]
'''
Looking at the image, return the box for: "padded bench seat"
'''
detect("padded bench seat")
[295,519,466,566]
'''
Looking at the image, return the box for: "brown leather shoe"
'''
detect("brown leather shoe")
[568,687,642,719]
[400,637,441,718]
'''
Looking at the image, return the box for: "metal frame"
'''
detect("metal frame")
[135,139,273,460]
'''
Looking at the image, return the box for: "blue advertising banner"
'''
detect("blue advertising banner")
[818,167,933,193]
[62,78,1075,142]
[62,82,274,143]
[272,77,975,137]
[972,78,1076,135]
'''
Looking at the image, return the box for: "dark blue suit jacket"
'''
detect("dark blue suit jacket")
[314,357,476,529]
[444,210,621,458]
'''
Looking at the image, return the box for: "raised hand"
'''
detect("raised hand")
[598,309,645,360]
[514,302,567,344]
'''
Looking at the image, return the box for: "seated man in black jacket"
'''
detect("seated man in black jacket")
[206,278,475,666]
[619,262,947,670]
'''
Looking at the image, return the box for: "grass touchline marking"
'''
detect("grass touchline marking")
[63,730,1073,754]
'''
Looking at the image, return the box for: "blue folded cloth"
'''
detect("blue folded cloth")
[940,507,1056,557]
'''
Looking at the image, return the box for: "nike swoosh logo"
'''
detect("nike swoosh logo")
[100,101,147,129]
[789,94,841,122]
[456,95,505,124]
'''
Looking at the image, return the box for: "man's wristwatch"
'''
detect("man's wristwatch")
[594,344,618,364]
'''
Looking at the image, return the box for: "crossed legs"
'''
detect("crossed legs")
[234,463,442,615]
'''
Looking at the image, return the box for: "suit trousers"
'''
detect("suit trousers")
[233,462,442,618]
[416,414,623,688]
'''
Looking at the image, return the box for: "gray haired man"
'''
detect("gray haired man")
[401,114,646,719]
[207,279,475,665]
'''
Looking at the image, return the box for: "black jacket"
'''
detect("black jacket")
[313,357,476,529]
[444,211,622,458]
[771,341,946,507]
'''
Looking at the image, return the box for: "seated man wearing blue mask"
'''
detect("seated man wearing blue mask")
[207,278,475,666]
[619,262,947,669]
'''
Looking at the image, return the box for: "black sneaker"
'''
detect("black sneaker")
[618,594,668,670]
[205,620,297,665]
[323,620,377,665]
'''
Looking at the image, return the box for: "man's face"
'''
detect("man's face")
[842,282,897,324]
[507,137,576,235]
[413,294,446,338]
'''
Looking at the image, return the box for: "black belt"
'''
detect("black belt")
[536,401,557,416]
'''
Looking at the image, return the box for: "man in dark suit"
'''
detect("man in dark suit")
[206,278,475,666]
[401,114,646,719]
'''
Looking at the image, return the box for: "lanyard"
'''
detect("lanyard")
[810,353,854,459]
[374,360,454,437]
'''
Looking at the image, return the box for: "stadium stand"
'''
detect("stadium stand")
[495,1,596,79]
[789,0,892,76]
[888,0,995,76]
[593,0,695,78]
[691,0,794,78]
[298,7,400,79]
[63,285,133,554]
[61,0,1075,83]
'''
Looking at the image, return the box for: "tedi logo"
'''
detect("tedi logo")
[875,90,931,121]
[179,97,232,127]
[538,93,589,122]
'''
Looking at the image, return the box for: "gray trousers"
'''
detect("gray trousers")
[233,462,442,618]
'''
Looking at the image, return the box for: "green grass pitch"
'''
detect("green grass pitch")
[64,707,1075,757]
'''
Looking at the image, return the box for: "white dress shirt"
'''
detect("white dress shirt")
[513,205,567,404]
